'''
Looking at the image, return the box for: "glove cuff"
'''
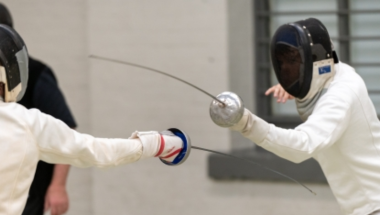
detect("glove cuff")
[129,131,160,160]
[158,131,183,162]
[230,108,251,132]
[229,109,270,144]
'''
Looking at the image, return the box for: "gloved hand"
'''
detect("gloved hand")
[229,108,251,132]
[211,107,270,145]
[210,92,271,144]
[156,130,184,163]
[129,130,183,162]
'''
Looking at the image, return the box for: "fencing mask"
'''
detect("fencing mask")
[0,3,12,27]
[271,18,338,99]
[0,24,28,102]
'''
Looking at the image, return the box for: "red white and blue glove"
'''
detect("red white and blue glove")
[156,130,184,162]
[129,128,190,165]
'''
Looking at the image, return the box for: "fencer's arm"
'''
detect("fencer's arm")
[26,109,149,168]
[232,90,351,163]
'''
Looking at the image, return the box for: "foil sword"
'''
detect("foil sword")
[89,55,226,106]
[90,55,316,195]
[192,145,315,195]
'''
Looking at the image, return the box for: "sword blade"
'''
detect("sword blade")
[89,55,226,106]
[191,145,316,195]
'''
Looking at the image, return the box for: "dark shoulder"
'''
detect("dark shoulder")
[29,57,47,73]
[28,57,57,82]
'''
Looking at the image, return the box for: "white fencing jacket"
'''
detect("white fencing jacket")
[239,63,380,215]
[0,102,152,215]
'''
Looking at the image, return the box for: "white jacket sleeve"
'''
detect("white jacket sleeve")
[25,108,145,168]
[236,87,352,163]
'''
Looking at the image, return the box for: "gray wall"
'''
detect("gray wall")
[2,0,340,214]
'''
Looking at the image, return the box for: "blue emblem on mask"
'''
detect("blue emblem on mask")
[318,65,331,75]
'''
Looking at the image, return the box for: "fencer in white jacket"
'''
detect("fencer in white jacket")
[237,62,380,215]
[211,18,380,215]
[0,25,190,215]
[0,100,190,215]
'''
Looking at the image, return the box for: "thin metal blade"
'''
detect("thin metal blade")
[191,145,316,195]
[89,55,226,106]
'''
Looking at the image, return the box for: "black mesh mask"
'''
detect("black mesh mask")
[0,24,28,102]
[270,18,338,99]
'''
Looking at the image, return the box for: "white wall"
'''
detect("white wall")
[2,0,340,214]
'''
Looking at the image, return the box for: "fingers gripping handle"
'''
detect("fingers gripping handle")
[160,128,191,166]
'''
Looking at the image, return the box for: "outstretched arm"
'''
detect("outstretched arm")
[229,92,351,163]
[23,108,185,168]
[30,111,144,168]
[210,84,352,163]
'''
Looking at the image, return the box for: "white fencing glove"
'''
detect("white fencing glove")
[129,130,185,163]
[157,130,184,163]
[229,108,270,144]
[229,108,251,132]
